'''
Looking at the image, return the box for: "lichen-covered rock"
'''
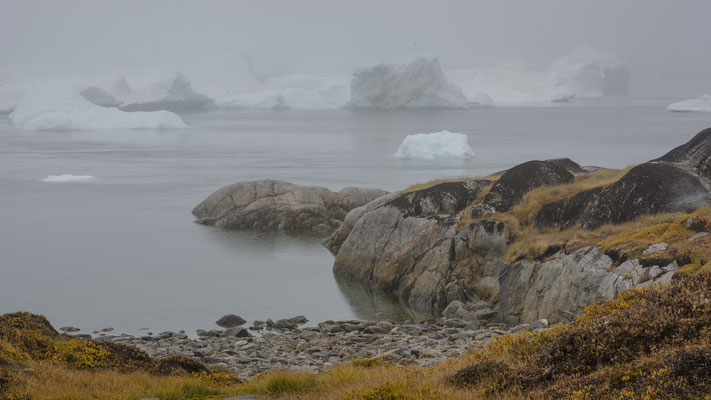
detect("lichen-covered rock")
[497,247,678,325]
[483,159,578,212]
[655,127,711,179]
[330,179,505,312]
[192,180,387,234]
[535,163,710,229]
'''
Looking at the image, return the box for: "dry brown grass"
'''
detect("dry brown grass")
[2,361,242,400]
[397,175,498,197]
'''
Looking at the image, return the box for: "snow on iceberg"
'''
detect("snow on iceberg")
[216,74,349,110]
[349,55,471,109]
[547,46,630,97]
[10,86,187,131]
[395,131,475,160]
[41,174,96,183]
[118,72,216,113]
[667,95,711,112]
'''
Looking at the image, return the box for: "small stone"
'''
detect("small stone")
[60,326,80,333]
[273,319,297,330]
[510,323,532,333]
[364,325,387,334]
[288,315,308,324]
[688,232,709,241]
[100,327,113,332]
[266,318,274,327]
[221,327,251,338]
[375,321,394,331]
[531,319,549,329]
[444,319,468,328]
[643,242,668,255]
[216,314,246,328]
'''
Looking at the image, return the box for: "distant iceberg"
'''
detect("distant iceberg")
[117,72,216,113]
[216,74,349,110]
[395,131,474,160]
[548,46,630,97]
[349,55,471,109]
[667,95,711,112]
[448,47,630,105]
[41,174,96,183]
[10,86,187,131]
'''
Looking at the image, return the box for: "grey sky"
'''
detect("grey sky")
[2,0,710,90]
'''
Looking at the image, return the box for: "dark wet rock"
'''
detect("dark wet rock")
[535,163,710,229]
[216,314,246,328]
[193,180,387,235]
[220,327,251,338]
[534,186,604,229]
[386,180,491,217]
[287,315,308,324]
[483,159,577,212]
[59,326,80,333]
[655,127,711,179]
[273,319,297,330]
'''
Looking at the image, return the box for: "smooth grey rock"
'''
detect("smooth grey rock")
[273,319,297,330]
[60,326,80,333]
[192,179,387,234]
[643,242,668,254]
[688,232,709,241]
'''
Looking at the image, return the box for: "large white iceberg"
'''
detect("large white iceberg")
[667,95,711,112]
[349,55,471,109]
[216,74,349,110]
[395,131,475,160]
[10,86,187,131]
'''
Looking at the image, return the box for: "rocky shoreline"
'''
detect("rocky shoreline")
[84,315,548,380]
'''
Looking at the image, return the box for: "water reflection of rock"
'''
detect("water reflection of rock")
[334,274,436,322]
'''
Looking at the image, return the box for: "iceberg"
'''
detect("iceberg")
[41,174,96,183]
[395,131,475,160]
[348,55,471,109]
[10,86,187,131]
[547,46,630,97]
[448,47,629,105]
[667,95,711,112]
[79,86,121,108]
[216,74,349,110]
[118,72,216,113]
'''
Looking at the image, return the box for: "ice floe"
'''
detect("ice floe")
[395,130,475,160]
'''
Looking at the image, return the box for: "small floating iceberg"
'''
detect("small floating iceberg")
[395,130,475,160]
[10,85,187,131]
[667,95,711,112]
[41,174,96,183]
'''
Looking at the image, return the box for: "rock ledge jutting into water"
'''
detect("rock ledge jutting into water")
[326,128,711,325]
[192,180,388,235]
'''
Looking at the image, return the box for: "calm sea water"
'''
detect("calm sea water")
[1,102,709,336]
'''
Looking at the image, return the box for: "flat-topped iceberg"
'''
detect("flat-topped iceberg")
[41,174,96,183]
[667,95,711,112]
[395,130,474,160]
[349,55,471,109]
[10,86,187,131]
